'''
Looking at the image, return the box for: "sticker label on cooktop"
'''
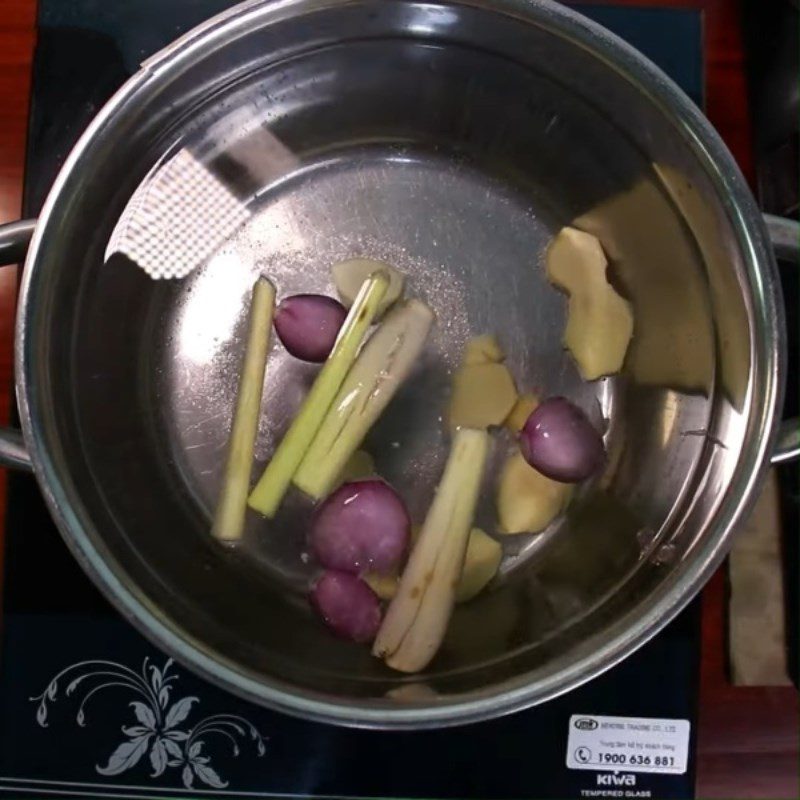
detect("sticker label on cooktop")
[566,714,690,775]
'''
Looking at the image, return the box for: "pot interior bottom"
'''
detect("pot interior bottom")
[157,145,615,597]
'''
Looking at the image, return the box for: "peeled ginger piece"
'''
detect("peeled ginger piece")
[332,258,405,317]
[546,227,633,380]
[449,362,517,431]
[364,572,400,601]
[504,392,539,433]
[366,527,501,604]
[449,334,517,430]
[463,334,504,366]
[497,452,573,534]
[455,528,502,603]
[363,525,419,600]
[336,450,375,485]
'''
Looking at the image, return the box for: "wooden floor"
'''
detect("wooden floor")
[0,1,796,797]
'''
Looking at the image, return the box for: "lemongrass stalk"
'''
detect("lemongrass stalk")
[294,299,434,499]
[212,277,275,541]
[373,428,489,672]
[247,271,389,517]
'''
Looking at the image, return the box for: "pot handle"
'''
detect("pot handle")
[0,219,36,471]
[765,214,799,465]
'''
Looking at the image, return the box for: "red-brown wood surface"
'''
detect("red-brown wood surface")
[0,0,34,589]
[699,571,799,798]
[677,2,798,797]
[0,1,796,798]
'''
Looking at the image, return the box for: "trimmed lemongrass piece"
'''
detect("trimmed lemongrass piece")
[332,258,405,317]
[294,299,435,499]
[211,277,276,541]
[373,428,489,673]
[248,272,389,517]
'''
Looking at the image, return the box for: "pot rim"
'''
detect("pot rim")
[15,0,784,729]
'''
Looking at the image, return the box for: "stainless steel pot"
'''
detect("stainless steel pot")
[0,0,796,728]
